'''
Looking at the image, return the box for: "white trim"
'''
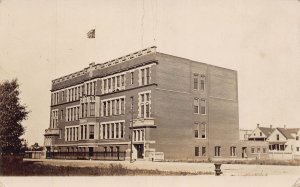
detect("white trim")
[155,88,190,95]
[208,96,235,101]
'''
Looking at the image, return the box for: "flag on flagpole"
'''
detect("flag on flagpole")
[87,29,95,38]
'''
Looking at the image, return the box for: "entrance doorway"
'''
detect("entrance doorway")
[88,147,94,157]
[242,147,247,158]
[46,147,51,159]
[134,144,144,159]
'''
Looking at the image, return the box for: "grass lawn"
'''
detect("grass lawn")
[0,159,213,176]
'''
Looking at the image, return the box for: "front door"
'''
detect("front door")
[88,147,94,157]
[134,144,144,159]
[242,147,247,158]
[46,147,51,159]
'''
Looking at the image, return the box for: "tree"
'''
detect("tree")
[0,79,29,155]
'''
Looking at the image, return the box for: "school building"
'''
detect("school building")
[44,46,245,161]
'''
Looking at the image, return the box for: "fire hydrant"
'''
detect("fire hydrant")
[214,163,223,176]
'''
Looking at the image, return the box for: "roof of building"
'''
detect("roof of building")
[286,128,300,134]
[277,128,296,139]
[258,127,274,138]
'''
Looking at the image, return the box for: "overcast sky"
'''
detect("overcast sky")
[0,0,299,145]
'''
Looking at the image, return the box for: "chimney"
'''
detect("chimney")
[89,62,95,68]
[270,125,273,129]
[284,124,287,129]
[257,124,260,127]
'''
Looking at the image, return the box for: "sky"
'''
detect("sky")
[0,0,299,146]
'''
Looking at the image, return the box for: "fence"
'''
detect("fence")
[24,151,44,159]
[50,151,126,161]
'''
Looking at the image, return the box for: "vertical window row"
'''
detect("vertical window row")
[139,92,151,118]
[66,106,80,121]
[194,123,206,139]
[194,146,207,157]
[51,92,59,105]
[50,110,58,128]
[101,97,125,117]
[85,81,96,96]
[102,74,125,94]
[77,124,95,140]
[80,102,96,118]
[65,126,79,142]
[193,73,206,91]
[230,146,237,157]
[66,85,82,102]
[100,121,125,139]
[140,67,150,86]
[133,129,145,142]
[194,98,206,115]
[215,146,221,157]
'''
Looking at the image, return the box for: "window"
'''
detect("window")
[107,101,111,116]
[131,72,134,84]
[102,124,106,139]
[140,67,151,86]
[116,99,119,115]
[121,98,125,114]
[193,74,198,90]
[200,75,205,91]
[62,91,64,101]
[200,123,206,139]
[107,124,110,139]
[60,110,64,120]
[104,79,107,93]
[194,130,199,138]
[263,148,266,153]
[276,134,280,141]
[59,129,62,139]
[121,75,125,87]
[146,67,150,84]
[112,77,115,91]
[251,148,255,153]
[90,103,95,116]
[103,102,107,116]
[296,136,299,141]
[260,132,262,136]
[195,147,199,156]
[141,69,145,86]
[194,98,199,114]
[111,123,114,138]
[102,97,125,117]
[120,122,124,138]
[257,148,260,153]
[108,78,111,91]
[230,146,236,156]
[116,124,119,138]
[80,126,83,140]
[297,147,299,152]
[200,99,206,115]
[215,146,221,157]
[202,147,206,156]
[139,92,151,118]
[117,76,120,88]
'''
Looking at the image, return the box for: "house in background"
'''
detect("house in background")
[247,124,300,160]
[248,124,274,141]
[267,126,300,160]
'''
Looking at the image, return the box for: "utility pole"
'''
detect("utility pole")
[130,96,134,163]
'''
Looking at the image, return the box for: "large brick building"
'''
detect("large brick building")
[44,46,241,161]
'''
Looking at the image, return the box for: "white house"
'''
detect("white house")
[267,127,300,160]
